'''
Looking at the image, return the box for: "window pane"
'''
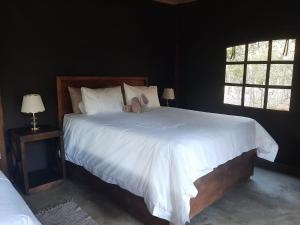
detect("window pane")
[248,41,269,61]
[271,39,296,61]
[225,65,244,84]
[226,45,246,62]
[269,64,293,86]
[224,86,242,105]
[267,89,291,111]
[246,64,267,85]
[244,87,265,108]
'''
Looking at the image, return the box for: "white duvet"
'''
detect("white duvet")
[0,171,41,225]
[64,107,278,225]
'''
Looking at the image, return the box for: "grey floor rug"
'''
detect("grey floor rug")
[35,201,99,225]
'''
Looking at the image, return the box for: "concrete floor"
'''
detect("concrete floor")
[23,167,300,225]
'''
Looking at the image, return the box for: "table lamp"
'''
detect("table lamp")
[21,94,45,131]
[162,88,175,107]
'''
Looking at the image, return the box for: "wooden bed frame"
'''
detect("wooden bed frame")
[56,76,256,225]
[0,95,8,176]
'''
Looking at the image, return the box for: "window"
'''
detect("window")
[224,39,296,111]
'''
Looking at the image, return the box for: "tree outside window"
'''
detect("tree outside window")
[224,39,295,111]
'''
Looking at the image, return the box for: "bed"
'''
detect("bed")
[0,170,41,225]
[57,76,278,225]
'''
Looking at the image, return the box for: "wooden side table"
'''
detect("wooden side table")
[9,126,66,194]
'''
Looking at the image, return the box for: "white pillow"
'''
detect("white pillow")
[81,86,123,115]
[78,101,86,114]
[123,83,160,108]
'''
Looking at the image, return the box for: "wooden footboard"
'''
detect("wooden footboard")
[66,150,256,225]
[190,149,255,218]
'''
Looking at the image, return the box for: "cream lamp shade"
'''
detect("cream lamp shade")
[162,88,175,100]
[21,94,45,114]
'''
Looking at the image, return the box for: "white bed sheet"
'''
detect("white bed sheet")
[64,107,278,225]
[0,171,41,225]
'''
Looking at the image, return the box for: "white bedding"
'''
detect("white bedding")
[64,107,278,225]
[0,171,41,225]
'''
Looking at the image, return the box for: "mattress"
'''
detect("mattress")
[0,170,41,225]
[63,107,278,225]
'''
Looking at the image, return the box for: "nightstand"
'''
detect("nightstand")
[9,126,66,194]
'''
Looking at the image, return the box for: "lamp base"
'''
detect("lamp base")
[31,126,40,132]
[30,113,40,132]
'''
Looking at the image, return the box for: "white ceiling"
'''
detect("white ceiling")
[153,0,196,5]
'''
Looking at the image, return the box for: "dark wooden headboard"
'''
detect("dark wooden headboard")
[0,96,8,176]
[56,76,148,127]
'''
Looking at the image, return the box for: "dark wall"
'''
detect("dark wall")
[179,3,300,168]
[1,0,177,131]
[3,1,299,170]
